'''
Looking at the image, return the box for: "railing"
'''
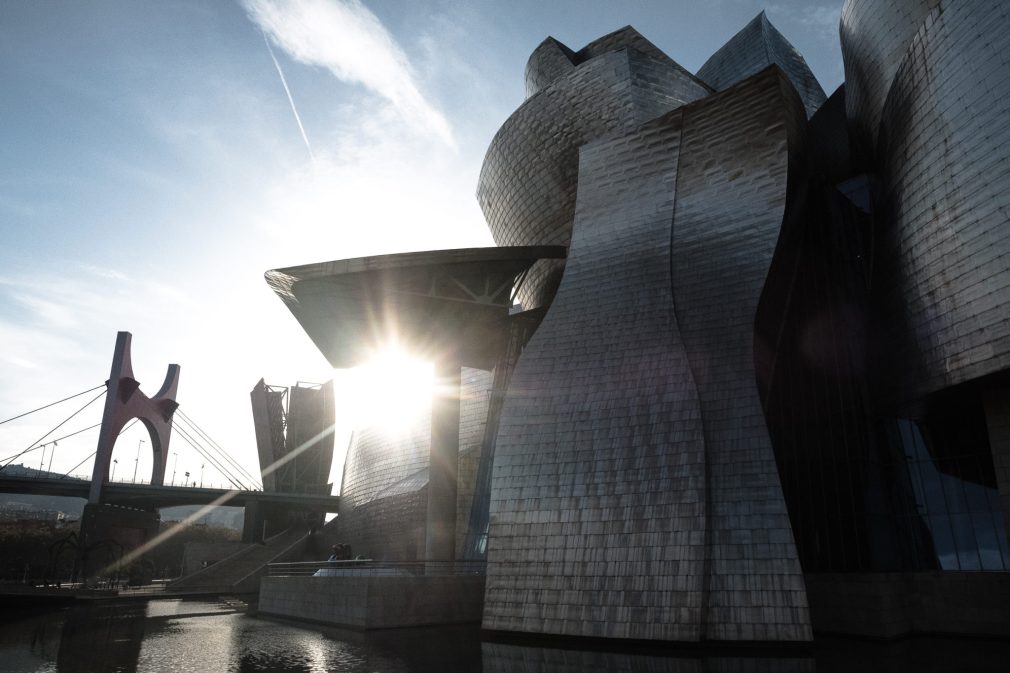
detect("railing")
[0,579,169,595]
[1,469,260,490]
[267,560,487,578]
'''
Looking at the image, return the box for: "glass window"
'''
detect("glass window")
[950,513,982,570]
[973,513,1006,571]
[888,400,1010,572]
[928,514,959,570]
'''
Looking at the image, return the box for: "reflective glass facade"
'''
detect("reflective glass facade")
[887,408,1009,571]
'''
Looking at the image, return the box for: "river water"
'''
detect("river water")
[2,599,1009,673]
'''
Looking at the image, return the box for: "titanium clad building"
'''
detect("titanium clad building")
[268,2,1010,643]
[336,367,492,561]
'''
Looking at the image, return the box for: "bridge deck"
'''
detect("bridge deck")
[0,475,340,511]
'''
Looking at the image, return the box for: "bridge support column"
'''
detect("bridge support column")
[77,503,160,584]
[88,332,179,504]
[425,359,461,563]
[243,501,265,544]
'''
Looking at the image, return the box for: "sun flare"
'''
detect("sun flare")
[339,347,435,435]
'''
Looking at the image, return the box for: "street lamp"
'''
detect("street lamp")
[37,440,58,475]
[171,452,178,486]
[200,463,205,488]
[112,458,118,482]
[133,439,145,483]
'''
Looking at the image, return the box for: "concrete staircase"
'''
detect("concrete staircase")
[167,527,309,595]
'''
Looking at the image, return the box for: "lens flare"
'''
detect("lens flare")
[338,347,434,435]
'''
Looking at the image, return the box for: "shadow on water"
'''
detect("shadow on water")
[4,602,148,673]
[482,636,1010,672]
[57,602,147,672]
[2,602,1010,672]
[812,635,1010,673]
[482,640,815,673]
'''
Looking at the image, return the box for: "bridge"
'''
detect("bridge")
[0,475,339,511]
[1,331,341,578]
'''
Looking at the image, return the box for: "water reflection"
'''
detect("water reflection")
[1,601,1009,672]
[483,642,815,673]
[57,603,146,672]
[813,635,1010,673]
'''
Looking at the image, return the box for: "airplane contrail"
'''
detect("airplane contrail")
[262,32,315,162]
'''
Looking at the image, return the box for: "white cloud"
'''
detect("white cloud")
[251,99,490,265]
[5,355,39,370]
[80,264,129,281]
[242,0,455,148]
[7,292,81,329]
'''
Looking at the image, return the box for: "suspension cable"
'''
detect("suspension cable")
[171,422,250,490]
[0,384,106,426]
[61,451,96,480]
[176,410,258,484]
[177,427,252,490]
[174,410,260,487]
[0,422,102,464]
[55,418,138,481]
[173,426,249,490]
[0,389,107,472]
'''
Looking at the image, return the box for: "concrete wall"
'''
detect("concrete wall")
[258,575,485,628]
[805,572,1010,639]
[180,541,250,577]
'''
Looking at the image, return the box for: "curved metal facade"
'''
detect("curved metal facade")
[484,68,810,642]
[336,368,492,559]
[872,0,1010,404]
[755,0,1010,582]
[671,71,810,641]
[697,12,826,118]
[478,29,711,311]
[523,38,575,99]
[839,0,941,158]
[523,25,689,100]
[340,425,429,514]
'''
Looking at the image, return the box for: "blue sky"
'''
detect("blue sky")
[0,0,845,490]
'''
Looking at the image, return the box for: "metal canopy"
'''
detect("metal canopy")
[266,246,566,369]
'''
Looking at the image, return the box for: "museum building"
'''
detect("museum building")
[267,0,1010,642]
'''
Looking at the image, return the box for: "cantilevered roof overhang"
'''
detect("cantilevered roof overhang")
[265,246,566,369]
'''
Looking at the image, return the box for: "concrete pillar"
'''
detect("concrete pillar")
[983,387,1010,545]
[242,501,264,544]
[426,360,461,562]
